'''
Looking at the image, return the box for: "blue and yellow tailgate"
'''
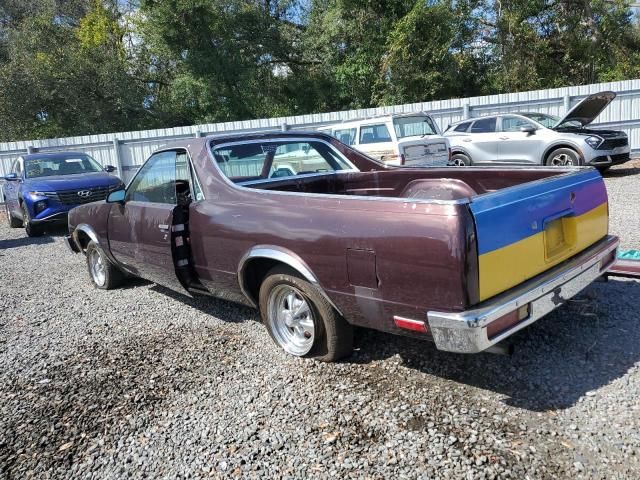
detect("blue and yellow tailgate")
[470,170,609,301]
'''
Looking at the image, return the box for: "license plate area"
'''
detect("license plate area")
[544,214,576,261]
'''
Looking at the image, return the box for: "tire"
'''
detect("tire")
[450,153,471,166]
[258,266,353,362]
[22,204,42,237]
[545,148,582,167]
[5,202,21,228]
[85,240,124,290]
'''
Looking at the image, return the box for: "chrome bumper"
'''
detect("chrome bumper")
[427,236,619,354]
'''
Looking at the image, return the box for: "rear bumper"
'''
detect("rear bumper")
[427,235,619,353]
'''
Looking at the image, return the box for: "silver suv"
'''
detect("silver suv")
[443,91,630,170]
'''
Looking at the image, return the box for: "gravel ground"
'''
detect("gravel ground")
[1,166,639,479]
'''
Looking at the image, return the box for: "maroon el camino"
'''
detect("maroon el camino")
[65,131,618,361]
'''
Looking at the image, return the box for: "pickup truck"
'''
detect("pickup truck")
[65,131,618,361]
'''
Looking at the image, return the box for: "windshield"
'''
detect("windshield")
[24,154,103,178]
[393,115,439,138]
[521,113,581,128]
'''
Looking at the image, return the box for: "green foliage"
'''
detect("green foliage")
[0,0,639,141]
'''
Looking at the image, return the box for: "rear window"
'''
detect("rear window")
[470,118,497,133]
[393,116,438,138]
[212,140,356,183]
[359,124,392,144]
[454,121,472,132]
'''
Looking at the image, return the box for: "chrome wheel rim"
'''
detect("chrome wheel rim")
[267,285,315,356]
[550,153,575,166]
[89,249,106,286]
[451,157,467,166]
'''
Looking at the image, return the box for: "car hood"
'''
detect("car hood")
[25,172,122,191]
[553,91,616,128]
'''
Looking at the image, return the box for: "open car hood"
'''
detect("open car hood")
[554,91,616,128]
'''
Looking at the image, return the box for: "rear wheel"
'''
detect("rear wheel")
[545,148,582,167]
[259,266,353,362]
[450,153,471,166]
[86,240,124,290]
[22,204,42,237]
[5,202,21,228]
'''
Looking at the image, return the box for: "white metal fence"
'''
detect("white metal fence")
[1,78,639,184]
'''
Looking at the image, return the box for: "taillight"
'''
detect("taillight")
[599,250,615,271]
[486,304,530,339]
[394,316,428,333]
[448,148,452,161]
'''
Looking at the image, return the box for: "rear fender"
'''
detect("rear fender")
[238,245,343,315]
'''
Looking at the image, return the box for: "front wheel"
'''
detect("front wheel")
[85,241,124,290]
[450,153,471,166]
[259,266,353,362]
[545,148,582,167]
[5,202,21,228]
[22,204,42,237]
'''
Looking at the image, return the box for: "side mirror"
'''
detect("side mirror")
[4,173,18,181]
[107,189,125,203]
[104,165,116,173]
[520,125,536,135]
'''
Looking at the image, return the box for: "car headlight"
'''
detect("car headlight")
[584,136,603,149]
[34,200,47,214]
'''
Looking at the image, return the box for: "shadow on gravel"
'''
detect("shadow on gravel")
[347,279,640,412]
[602,166,640,178]
[0,235,55,250]
[150,283,258,323]
[0,225,67,251]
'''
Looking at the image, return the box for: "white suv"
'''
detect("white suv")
[443,91,630,170]
[320,113,451,167]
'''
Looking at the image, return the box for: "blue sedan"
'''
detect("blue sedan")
[2,152,124,236]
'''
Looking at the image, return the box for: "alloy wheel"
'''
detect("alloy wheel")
[550,153,575,166]
[267,284,315,356]
[89,248,107,287]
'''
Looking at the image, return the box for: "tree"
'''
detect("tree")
[0,0,155,141]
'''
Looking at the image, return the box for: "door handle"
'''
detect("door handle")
[499,137,509,140]
[462,138,472,142]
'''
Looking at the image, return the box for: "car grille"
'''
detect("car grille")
[45,186,111,205]
[598,137,628,150]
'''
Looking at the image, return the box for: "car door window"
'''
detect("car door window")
[333,128,357,145]
[126,151,177,204]
[501,116,535,132]
[470,118,497,133]
[13,159,22,177]
[454,121,472,132]
[359,124,392,144]
[176,151,204,202]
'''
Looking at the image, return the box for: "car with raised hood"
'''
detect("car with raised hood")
[443,91,630,169]
[2,152,124,236]
[319,113,451,167]
[65,131,618,361]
